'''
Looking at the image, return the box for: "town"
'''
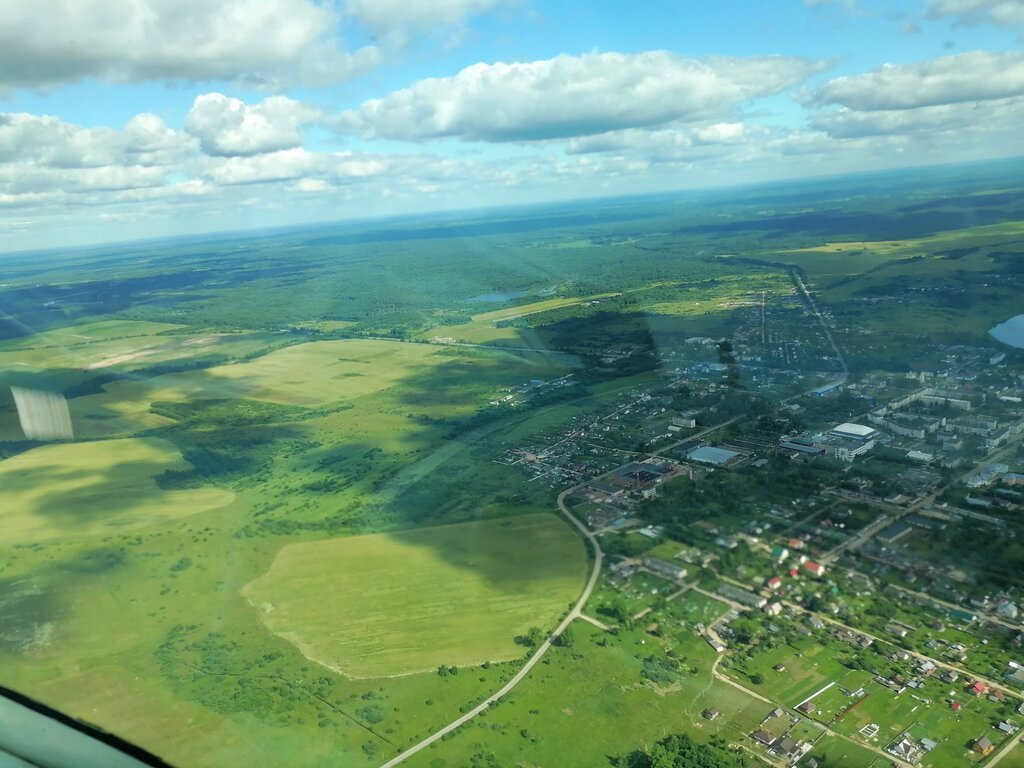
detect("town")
[483,288,1024,767]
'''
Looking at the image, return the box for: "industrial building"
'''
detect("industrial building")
[829,422,879,441]
[833,438,875,462]
[688,446,741,466]
[642,556,687,581]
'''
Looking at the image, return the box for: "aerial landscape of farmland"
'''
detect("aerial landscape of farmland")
[4,1,1024,766]
[3,158,1024,767]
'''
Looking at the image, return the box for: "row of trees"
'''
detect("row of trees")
[612,734,749,768]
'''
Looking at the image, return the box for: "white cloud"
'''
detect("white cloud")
[0,110,197,206]
[804,51,1024,110]
[200,148,317,185]
[804,51,1024,145]
[811,96,1024,138]
[0,111,193,169]
[0,0,378,89]
[334,51,825,142]
[566,122,762,164]
[292,178,331,193]
[762,130,911,158]
[198,146,456,188]
[0,162,167,196]
[185,93,319,157]
[0,97,482,219]
[925,0,1024,26]
[109,180,217,203]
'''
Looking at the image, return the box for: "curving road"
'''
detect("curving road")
[378,485,603,768]
[378,412,743,767]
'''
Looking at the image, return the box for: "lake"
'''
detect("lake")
[990,314,1024,348]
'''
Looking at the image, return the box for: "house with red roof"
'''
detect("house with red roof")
[803,561,826,577]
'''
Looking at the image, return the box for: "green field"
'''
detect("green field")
[0,319,280,387]
[416,293,616,348]
[404,596,771,768]
[0,437,234,544]
[0,329,584,765]
[804,734,888,768]
[208,339,448,406]
[999,743,1024,768]
[243,513,588,678]
[729,635,857,704]
[68,338,450,419]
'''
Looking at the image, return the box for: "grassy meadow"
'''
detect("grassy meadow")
[0,325,587,766]
[243,514,588,678]
[0,437,234,543]
[403,594,771,768]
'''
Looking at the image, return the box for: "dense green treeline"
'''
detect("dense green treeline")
[613,733,750,768]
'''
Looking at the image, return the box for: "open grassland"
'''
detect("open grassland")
[0,437,234,543]
[207,339,445,406]
[999,744,1024,768]
[58,338,570,439]
[0,319,277,379]
[0,319,184,349]
[804,735,888,767]
[0,506,530,768]
[729,635,857,704]
[406,602,770,768]
[644,273,793,318]
[243,513,587,678]
[1,376,587,766]
[69,337,447,412]
[765,219,1024,287]
[416,293,618,347]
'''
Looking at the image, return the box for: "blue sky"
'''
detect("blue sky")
[1,0,1022,252]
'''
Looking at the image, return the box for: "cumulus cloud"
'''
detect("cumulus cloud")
[0,110,197,205]
[185,93,319,157]
[810,96,1024,138]
[925,0,1024,26]
[0,95,480,218]
[565,122,763,166]
[0,161,168,196]
[0,111,194,171]
[0,0,378,89]
[199,146,462,188]
[200,148,317,185]
[333,51,825,142]
[803,50,1024,144]
[803,51,1024,110]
